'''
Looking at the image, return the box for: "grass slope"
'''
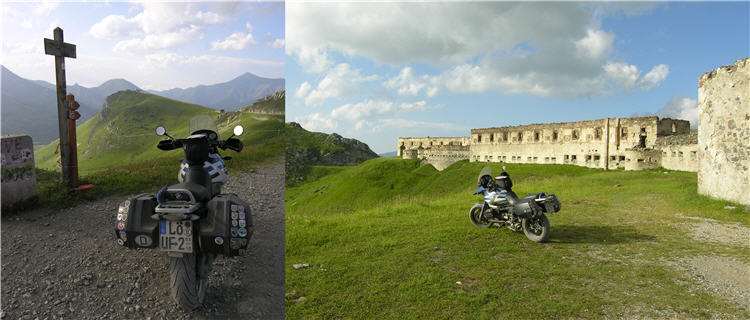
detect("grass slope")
[241,95,284,113]
[286,159,750,319]
[23,91,283,210]
[285,122,348,154]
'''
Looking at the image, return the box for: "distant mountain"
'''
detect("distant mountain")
[152,72,284,111]
[379,151,397,157]
[1,66,283,144]
[285,122,379,185]
[1,66,139,144]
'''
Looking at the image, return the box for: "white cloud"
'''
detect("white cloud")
[210,31,256,51]
[295,82,312,99]
[384,67,440,97]
[639,64,669,90]
[575,29,614,60]
[604,62,669,92]
[288,2,590,66]
[90,3,230,52]
[289,2,667,99]
[293,46,333,73]
[330,100,395,121]
[34,1,58,17]
[303,63,379,106]
[90,15,141,40]
[270,38,285,49]
[295,113,338,132]
[329,99,432,121]
[656,94,698,128]
[113,25,201,53]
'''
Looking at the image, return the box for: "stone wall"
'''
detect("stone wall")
[698,57,750,205]
[622,148,662,171]
[656,131,699,172]
[417,145,470,170]
[469,117,663,169]
[397,137,470,157]
[2,134,37,207]
[397,116,699,172]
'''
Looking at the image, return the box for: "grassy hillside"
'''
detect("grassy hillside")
[240,92,284,114]
[34,90,282,173]
[286,159,750,319]
[285,122,346,154]
[21,90,283,210]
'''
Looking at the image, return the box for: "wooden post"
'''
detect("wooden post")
[44,27,77,187]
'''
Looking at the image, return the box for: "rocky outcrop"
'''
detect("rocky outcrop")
[258,90,285,102]
[285,122,378,184]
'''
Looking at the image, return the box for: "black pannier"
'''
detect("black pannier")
[201,193,253,257]
[115,194,159,249]
[513,199,541,219]
[542,194,561,213]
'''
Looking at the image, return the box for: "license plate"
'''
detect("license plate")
[159,220,193,253]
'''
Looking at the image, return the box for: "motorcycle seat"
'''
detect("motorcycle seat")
[523,193,539,201]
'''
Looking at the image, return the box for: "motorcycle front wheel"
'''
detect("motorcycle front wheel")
[522,214,551,242]
[170,252,213,310]
[469,205,491,228]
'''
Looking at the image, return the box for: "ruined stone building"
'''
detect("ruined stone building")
[397,57,749,206]
[698,57,749,205]
[398,116,698,172]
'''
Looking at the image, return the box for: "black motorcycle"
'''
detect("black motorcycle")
[114,115,253,309]
[470,166,561,242]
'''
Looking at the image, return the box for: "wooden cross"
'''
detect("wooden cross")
[44,27,78,187]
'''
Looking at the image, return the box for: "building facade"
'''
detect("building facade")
[398,116,697,172]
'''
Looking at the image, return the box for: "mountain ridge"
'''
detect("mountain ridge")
[285,122,379,185]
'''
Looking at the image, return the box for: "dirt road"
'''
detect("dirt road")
[1,159,285,319]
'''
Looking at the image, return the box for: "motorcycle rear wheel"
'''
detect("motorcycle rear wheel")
[470,205,491,228]
[170,252,212,310]
[522,214,551,242]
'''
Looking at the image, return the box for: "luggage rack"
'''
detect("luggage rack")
[152,202,203,221]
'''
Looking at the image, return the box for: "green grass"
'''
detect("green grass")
[9,92,284,212]
[286,159,750,319]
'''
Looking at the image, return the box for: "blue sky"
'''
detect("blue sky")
[286,2,749,154]
[1,1,284,90]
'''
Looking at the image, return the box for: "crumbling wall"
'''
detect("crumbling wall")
[469,117,660,169]
[418,145,470,170]
[2,134,37,207]
[623,148,662,171]
[655,131,699,172]
[698,57,750,205]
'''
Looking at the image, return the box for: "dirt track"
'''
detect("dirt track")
[1,159,285,319]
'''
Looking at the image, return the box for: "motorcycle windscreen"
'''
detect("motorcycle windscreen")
[189,115,218,135]
[477,166,492,184]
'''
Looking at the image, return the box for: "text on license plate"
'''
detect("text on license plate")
[159,220,193,253]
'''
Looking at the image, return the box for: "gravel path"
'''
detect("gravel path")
[670,213,750,313]
[1,158,285,319]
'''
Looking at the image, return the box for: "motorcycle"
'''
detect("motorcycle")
[114,115,253,310]
[470,166,561,242]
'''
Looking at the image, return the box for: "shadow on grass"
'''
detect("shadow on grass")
[548,224,657,244]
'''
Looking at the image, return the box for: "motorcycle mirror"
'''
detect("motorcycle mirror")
[233,125,244,136]
[156,126,174,140]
